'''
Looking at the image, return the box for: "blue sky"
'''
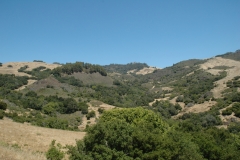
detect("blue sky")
[0,0,239,68]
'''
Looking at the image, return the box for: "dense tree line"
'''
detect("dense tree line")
[150,100,182,118]
[66,107,240,160]
[0,74,28,90]
[55,76,84,87]
[52,62,107,76]
[90,81,159,107]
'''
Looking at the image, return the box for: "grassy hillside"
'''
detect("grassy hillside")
[1,50,240,159]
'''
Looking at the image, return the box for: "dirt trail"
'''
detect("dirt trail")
[200,57,240,98]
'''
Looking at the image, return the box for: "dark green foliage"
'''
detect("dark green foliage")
[5,109,82,130]
[42,102,59,115]
[98,108,104,114]
[16,65,53,80]
[46,84,54,88]
[32,66,46,71]
[37,117,69,129]
[52,62,107,76]
[150,100,181,118]
[212,65,233,70]
[69,108,238,159]
[1,91,87,130]
[0,110,4,119]
[25,91,37,97]
[7,65,13,67]
[0,74,28,90]
[231,92,240,102]
[33,60,44,62]
[222,102,240,118]
[216,49,240,61]
[86,110,95,120]
[78,102,89,114]
[46,140,64,160]
[113,79,121,85]
[56,76,83,87]
[103,62,149,74]
[157,130,203,160]
[222,108,232,115]
[172,70,226,104]
[226,76,240,88]
[0,101,7,110]
[21,96,44,110]
[191,128,239,160]
[53,62,61,65]
[24,67,52,80]
[91,82,158,107]
[180,112,222,129]
[44,96,82,114]
[68,108,172,160]
[148,59,206,83]
[18,65,28,72]
[228,122,240,133]
[0,62,2,67]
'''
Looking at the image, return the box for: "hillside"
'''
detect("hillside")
[1,50,240,159]
[0,62,60,77]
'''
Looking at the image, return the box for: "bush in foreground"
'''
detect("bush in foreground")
[67,107,204,160]
[46,140,64,160]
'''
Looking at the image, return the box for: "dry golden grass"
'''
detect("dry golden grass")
[135,67,157,75]
[0,62,60,77]
[0,118,86,159]
[173,100,217,118]
[200,57,240,98]
[0,144,45,160]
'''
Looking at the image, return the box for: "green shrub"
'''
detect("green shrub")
[0,101,7,110]
[78,102,89,114]
[46,140,64,160]
[98,108,104,114]
[0,110,4,119]
[228,122,240,133]
[86,111,95,120]
[222,109,232,115]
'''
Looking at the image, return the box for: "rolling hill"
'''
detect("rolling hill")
[0,49,240,159]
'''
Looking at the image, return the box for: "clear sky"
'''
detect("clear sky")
[0,0,239,68]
